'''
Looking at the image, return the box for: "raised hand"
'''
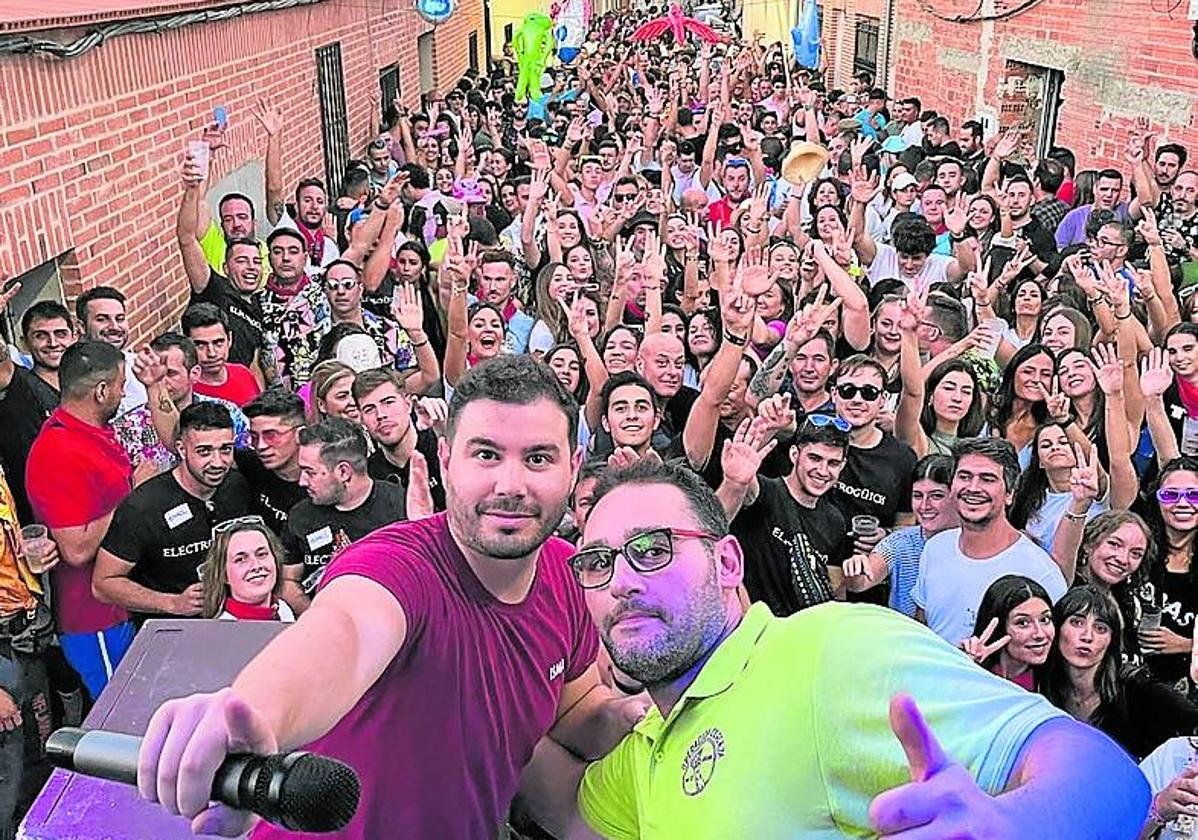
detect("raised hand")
[0,278,21,315]
[405,450,436,520]
[1090,343,1122,396]
[706,221,737,264]
[559,292,592,339]
[720,285,756,340]
[959,617,1011,664]
[414,397,449,437]
[133,347,167,387]
[944,193,970,236]
[849,164,880,205]
[1068,442,1100,506]
[201,122,227,152]
[251,98,283,137]
[785,285,842,351]
[608,446,663,471]
[869,694,1017,837]
[1044,375,1072,424]
[735,246,771,297]
[642,230,667,287]
[392,282,425,333]
[720,416,778,487]
[182,150,205,187]
[968,258,995,307]
[1139,346,1174,398]
[992,129,1020,161]
[755,392,796,438]
[614,236,637,282]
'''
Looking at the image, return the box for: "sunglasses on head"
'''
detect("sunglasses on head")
[805,414,852,432]
[1157,487,1198,506]
[212,515,266,537]
[836,383,882,401]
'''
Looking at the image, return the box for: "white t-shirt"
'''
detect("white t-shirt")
[117,348,149,418]
[867,243,954,289]
[1026,489,1108,554]
[912,528,1069,645]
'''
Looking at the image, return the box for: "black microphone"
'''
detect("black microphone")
[46,727,360,833]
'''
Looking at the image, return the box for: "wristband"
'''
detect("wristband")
[409,337,430,348]
[1115,310,1133,320]
[1064,510,1088,523]
[723,330,748,347]
[1057,415,1075,429]
[374,200,391,210]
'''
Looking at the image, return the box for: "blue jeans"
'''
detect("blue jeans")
[58,622,134,701]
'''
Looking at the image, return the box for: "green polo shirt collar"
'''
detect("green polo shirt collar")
[633,603,774,740]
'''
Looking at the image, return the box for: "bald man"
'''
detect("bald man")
[680,188,711,216]
[635,333,698,440]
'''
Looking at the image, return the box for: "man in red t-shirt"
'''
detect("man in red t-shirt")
[25,341,139,700]
[181,303,262,407]
[138,355,646,839]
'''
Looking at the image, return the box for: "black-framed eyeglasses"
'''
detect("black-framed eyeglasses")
[569,527,720,590]
[212,515,265,537]
[806,414,852,432]
[836,383,882,401]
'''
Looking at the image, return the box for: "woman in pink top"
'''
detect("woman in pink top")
[962,575,1056,691]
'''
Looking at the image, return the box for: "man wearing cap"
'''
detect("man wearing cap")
[866,170,921,246]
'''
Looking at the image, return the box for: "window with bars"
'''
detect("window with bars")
[315,42,350,197]
[469,32,479,73]
[853,16,879,80]
[379,64,400,119]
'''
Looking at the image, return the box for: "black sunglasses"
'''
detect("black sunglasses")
[836,383,883,401]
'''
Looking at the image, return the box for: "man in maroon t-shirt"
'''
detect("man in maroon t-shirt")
[25,341,141,700]
[138,356,645,838]
[181,303,262,407]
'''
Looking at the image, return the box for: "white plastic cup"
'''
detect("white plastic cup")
[187,140,210,181]
[20,524,53,574]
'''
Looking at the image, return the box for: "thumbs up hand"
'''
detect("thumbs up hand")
[869,694,1018,837]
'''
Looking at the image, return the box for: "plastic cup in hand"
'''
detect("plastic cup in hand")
[187,140,210,180]
[1138,606,1163,633]
[977,318,1005,359]
[20,525,54,574]
[851,515,880,539]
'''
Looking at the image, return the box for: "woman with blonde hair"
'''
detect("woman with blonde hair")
[305,360,360,424]
[202,517,296,622]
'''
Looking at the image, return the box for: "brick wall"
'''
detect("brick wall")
[0,0,482,343]
[887,0,1198,171]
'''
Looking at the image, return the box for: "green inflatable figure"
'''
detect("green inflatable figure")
[513,12,555,103]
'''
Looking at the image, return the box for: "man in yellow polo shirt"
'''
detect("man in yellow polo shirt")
[563,459,1148,838]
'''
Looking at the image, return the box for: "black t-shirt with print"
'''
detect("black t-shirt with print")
[191,270,265,367]
[234,449,306,538]
[732,476,848,617]
[828,431,917,527]
[362,273,448,361]
[0,366,59,523]
[366,427,446,512]
[100,470,252,603]
[282,481,407,594]
[1015,217,1059,262]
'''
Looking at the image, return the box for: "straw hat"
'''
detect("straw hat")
[780,141,830,185]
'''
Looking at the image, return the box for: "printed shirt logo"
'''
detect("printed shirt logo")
[681,727,725,796]
[548,658,565,681]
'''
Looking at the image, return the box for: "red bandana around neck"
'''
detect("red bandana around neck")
[222,597,279,621]
[296,219,326,266]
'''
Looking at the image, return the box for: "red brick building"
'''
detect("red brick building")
[822,0,1198,169]
[0,0,484,343]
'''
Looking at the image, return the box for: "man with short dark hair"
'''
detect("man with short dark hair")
[237,390,307,540]
[1056,167,1130,248]
[888,96,923,147]
[353,368,445,512]
[94,402,251,621]
[476,250,535,353]
[76,286,148,416]
[718,414,852,615]
[25,341,137,699]
[181,303,262,406]
[912,438,1067,645]
[599,372,663,459]
[0,297,74,522]
[957,119,985,170]
[922,116,962,158]
[285,418,407,607]
[1030,158,1069,233]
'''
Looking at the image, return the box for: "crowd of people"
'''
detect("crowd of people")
[3,3,1198,836]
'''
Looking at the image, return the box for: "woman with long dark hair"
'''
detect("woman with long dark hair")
[962,575,1055,691]
[1040,585,1198,761]
[987,342,1055,468]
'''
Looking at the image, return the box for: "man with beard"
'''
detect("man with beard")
[354,368,446,511]
[717,415,851,615]
[284,418,407,608]
[94,402,251,621]
[76,287,148,417]
[26,342,138,699]
[0,297,75,523]
[476,250,535,353]
[1055,168,1130,248]
[178,158,269,376]
[912,438,1067,645]
[707,157,753,227]
[137,356,645,839]
[263,106,340,276]
[561,458,1147,838]
[1001,174,1058,269]
[1158,171,1198,264]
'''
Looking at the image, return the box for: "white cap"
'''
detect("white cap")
[334,335,383,373]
